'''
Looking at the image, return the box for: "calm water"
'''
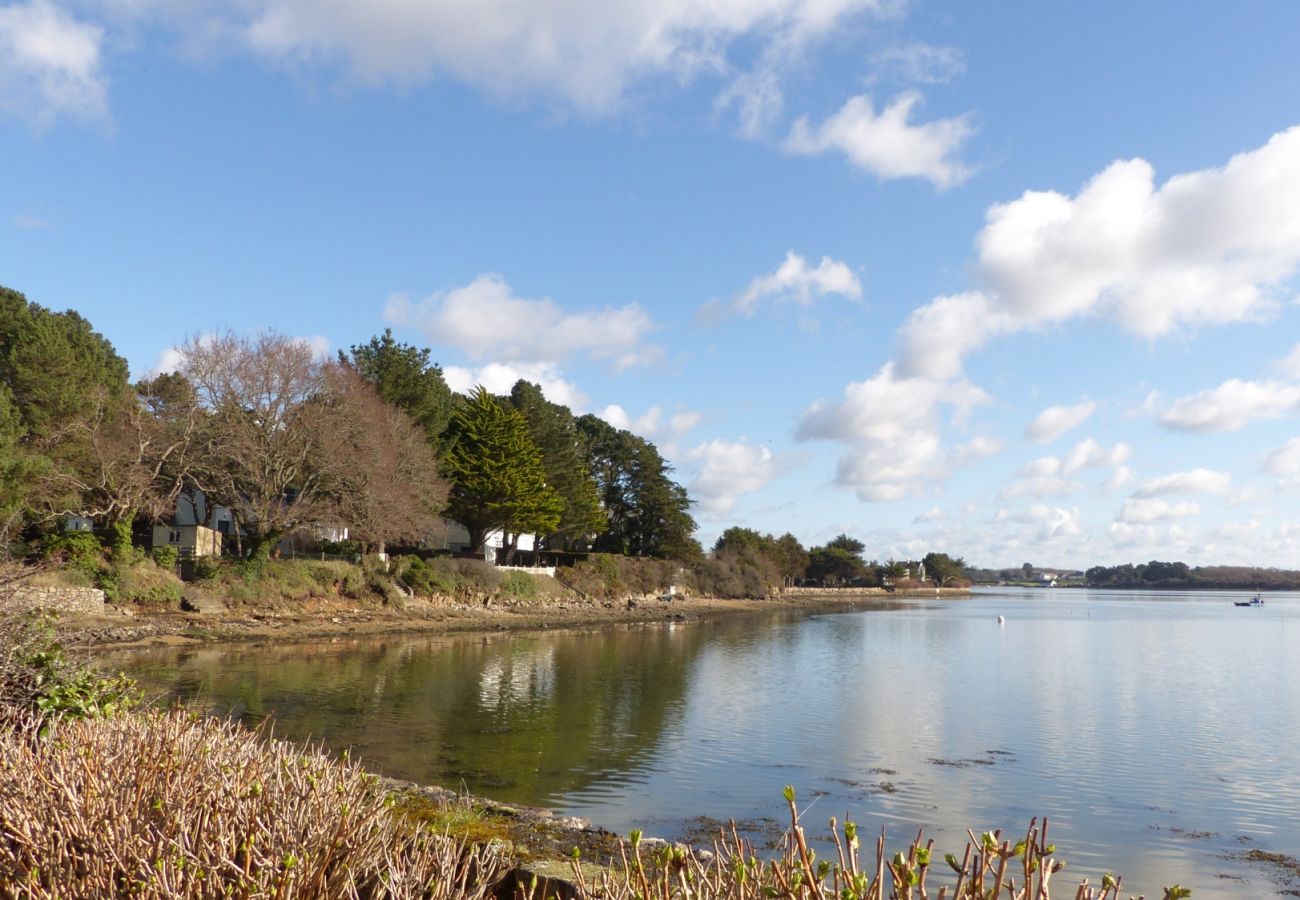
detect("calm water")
[99,588,1300,897]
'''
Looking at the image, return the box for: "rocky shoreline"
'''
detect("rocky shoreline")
[62,586,971,651]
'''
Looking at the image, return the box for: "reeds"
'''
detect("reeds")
[566,787,1192,900]
[0,709,507,898]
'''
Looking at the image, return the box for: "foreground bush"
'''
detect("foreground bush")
[576,788,1189,900]
[0,709,508,898]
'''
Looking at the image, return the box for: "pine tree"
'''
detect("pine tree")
[442,387,563,559]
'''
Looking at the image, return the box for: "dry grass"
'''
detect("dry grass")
[563,789,1190,900]
[0,709,508,898]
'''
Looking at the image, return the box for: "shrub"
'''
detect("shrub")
[151,544,179,570]
[577,790,1169,900]
[320,538,362,558]
[0,709,508,898]
[0,612,139,732]
[190,555,220,581]
[116,562,184,606]
[499,570,537,600]
[40,531,103,578]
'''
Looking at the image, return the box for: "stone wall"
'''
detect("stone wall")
[4,586,106,616]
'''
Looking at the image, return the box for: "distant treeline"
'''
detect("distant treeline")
[1084,561,1300,590]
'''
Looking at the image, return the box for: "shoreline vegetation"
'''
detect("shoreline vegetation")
[0,605,1194,900]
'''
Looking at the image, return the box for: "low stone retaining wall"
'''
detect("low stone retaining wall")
[4,586,106,616]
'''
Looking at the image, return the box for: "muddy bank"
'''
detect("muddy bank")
[63,587,969,651]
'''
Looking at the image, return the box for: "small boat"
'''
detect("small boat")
[1233,593,1264,607]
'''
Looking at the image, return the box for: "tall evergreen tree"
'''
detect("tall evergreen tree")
[442,387,562,559]
[575,414,700,561]
[341,329,455,444]
[508,380,605,550]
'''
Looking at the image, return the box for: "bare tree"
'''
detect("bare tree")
[179,332,334,560]
[34,388,195,555]
[313,367,447,555]
[178,332,446,560]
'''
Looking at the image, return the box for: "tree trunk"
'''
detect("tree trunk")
[504,532,518,566]
[248,530,281,562]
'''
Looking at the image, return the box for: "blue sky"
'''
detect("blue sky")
[4,1,1300,568]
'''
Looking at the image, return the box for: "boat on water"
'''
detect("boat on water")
[1233,593,1264,607]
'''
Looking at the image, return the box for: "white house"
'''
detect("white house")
[161,487,348,556]
[436,517,535,562]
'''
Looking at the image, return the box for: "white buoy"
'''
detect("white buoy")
[997,615,1005,624]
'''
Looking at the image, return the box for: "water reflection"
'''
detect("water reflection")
[99,590,1300,898]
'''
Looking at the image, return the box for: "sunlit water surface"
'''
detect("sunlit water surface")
[99,588,1300,897]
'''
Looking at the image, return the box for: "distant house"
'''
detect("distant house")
[436,517,535,563]
[160,487,348,557]
[151,522,222,558]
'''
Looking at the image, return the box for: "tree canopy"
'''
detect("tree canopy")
[340,329,455,444]
[442,386,563,559]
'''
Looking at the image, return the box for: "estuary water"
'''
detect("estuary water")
[99,588,1300,897]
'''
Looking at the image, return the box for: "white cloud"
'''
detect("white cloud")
[292,334,331,361]
[913,506,944,523]
[795,363,989,501]
[888,125,1300,396]
[444,362,587,410]
[724,251,862,318]
[1158,378,1300,432]
[1102,465,1134,494]
[1116,498,1201,525]
[868,42,964,85]
[686,439,779,518]
[0,0,106,126]
[978,128,1300,337]
[120,0,887,117]
[995,504,1082,542]
[1133,468,1230,497]
[1000,476,1081,501]
[1262,438,1300,486]
[1278,344,1300,380]
[784,92,973,188]
[598,403,702,442]
[1025,401,1095,444]
[385,274,660,371]
[897,291,1015,381]
[1061,438,1130,475]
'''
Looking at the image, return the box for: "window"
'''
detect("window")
[168,529,181,544]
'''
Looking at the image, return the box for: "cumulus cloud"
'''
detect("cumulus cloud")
[1158,378,1300,432]
[995,504,1082,541]
[107,0,887,117]
[1025,401,1095,444]
[889,126,1300,394]
[1262,437,1300,486]
[598,404,702,442]
[1102,465,1134,494]
[1116,498,1201,524]
[443,362,587,410]
[1133,468,1231,497]
[0,0,106,126]
[712,251,862,319]
[795,363,989,501]
[686,439,779,518]
[913,506,944,523]
[784,92,974,188]
[794,125,1300,505]
[385,274,660,371]
[1061,438,1130,475]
